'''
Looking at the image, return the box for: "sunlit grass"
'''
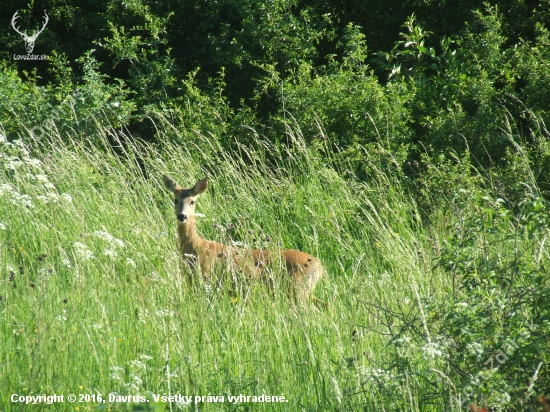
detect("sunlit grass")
[0,125,450,411]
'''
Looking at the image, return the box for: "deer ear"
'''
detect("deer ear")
[191,178,208,195]
[162,174,179,193]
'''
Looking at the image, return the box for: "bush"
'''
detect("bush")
[429,188,550,410]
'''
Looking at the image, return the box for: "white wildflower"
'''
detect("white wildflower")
[0,184,15,195]
[137,309,150,324]
[91,323,103,330]
[130,375,143,386]
[34,174,49,183]
[358,367,388,382]
[38,268,53,280]
[13,139,26,148]
[5,158,23,170]
[393,336,412,346]
[0,134,5,143]
[466,342,483,358]
[421,342,443,359]
[43,182,56,190]
[93,230,125,248]
[56,315,67,322]
[155,309,175,318]
[139,354,153,361]
[109,369,124,382]
[4,160,23,170]
[0,222,7,230]
[126,258,136,268]
[72,242,94,260]
[36,193,59,203]
[73,271,83,283]
[103,249,118,258]
[195,212,206,218]
[93,231,114,242]
[25,158,42,168]
[72,241,87,249]
[18,194,34,207]
[10,193,34,208]
[58,246,73,268]
[61,257,72,268]
[129,360,146,371]
[123,382,139,392]
[60,193,72,203]
[113,238,125,248]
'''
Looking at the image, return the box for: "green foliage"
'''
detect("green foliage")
[97,0,176,112]
[430,189,550,410]
[374,14,438,81]
[515,23,550,126]
[1,0,549,186]
[0,52,133,144]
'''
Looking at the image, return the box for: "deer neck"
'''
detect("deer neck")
[177,217,203,254]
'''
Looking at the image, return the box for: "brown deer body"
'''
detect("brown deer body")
[163,175,324,304]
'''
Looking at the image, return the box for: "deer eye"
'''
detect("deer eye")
[174,199,178,204]
[190,200,195,205]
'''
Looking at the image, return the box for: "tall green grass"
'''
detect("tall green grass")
[1,123,451,411]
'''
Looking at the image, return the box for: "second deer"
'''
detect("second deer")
[163,175,324,304]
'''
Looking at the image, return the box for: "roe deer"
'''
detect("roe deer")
[163,175,324,304]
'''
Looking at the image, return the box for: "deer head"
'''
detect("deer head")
[11,10,49,54]
[163,175,208,223]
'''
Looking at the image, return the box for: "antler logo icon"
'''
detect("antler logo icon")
[11,10,49,54]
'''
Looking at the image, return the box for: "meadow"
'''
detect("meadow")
[2,1,550,410]
[1,122,449,411]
